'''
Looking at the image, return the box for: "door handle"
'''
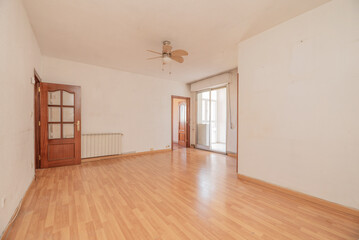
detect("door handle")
[77,120,80,131]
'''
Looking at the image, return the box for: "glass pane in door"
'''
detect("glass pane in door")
[63,124,74,138]
[210,88,226,153]
[48,91,61,105]
[48,124,61,139]
[196,91,210,149]
[48,107,61,122]
[62,91,74,106]
[62,107,74,122]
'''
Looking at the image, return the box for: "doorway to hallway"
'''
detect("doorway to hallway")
[171,96,190,150]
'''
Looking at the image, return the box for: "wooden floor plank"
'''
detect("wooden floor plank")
[4,148,359,239]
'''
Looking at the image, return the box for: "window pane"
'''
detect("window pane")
[197,91,210,147]
[62,107,74,122]
[197,93,210,124]
[48,124,61,139]
[63,91,74,106]
[202,91,209,100]
[63,124,74,138]
[48,107,61,122]
[48,91,61,105]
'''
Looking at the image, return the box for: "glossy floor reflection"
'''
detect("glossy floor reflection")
[210,143,226,153]
[5,148,359,239]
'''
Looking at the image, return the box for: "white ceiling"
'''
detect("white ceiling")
[23,0,329,83]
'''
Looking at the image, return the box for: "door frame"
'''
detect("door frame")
[195,86,228,154]
[171,95,190,150]
[34,69,41,169]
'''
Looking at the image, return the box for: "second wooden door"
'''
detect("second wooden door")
[40,83,81,168]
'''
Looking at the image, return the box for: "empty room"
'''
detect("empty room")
[1,0,359,239]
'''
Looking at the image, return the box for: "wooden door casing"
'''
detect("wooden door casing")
[40,83,81,168]
[34,70,41,169]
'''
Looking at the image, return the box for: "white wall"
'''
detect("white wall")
[237,0,359,209]
[226,71,237,153]
[0,0,42,235]
[41,57,190,153]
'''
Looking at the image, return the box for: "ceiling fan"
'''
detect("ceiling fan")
[147,41,188,65]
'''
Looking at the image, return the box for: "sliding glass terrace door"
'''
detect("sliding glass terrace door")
[196,87,227,153]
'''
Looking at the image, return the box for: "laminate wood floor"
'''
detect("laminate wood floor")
[4,148,359,239]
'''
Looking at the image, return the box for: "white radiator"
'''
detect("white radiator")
[81,133,123,159]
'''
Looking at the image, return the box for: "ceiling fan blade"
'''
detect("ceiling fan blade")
[146,50,162,55]
[171,49,188,57]
[170,55,184,63]
[163,45,172,53]
[147,56,162,60]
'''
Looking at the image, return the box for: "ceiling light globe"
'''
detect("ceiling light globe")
[163,56,171,64]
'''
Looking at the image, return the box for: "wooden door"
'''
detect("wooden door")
[178,101,187,146]
[40,83,81,168]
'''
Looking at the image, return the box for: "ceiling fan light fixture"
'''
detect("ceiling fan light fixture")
[163,40,171,46]
[147,41,188,74]
[162,55,171,64]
